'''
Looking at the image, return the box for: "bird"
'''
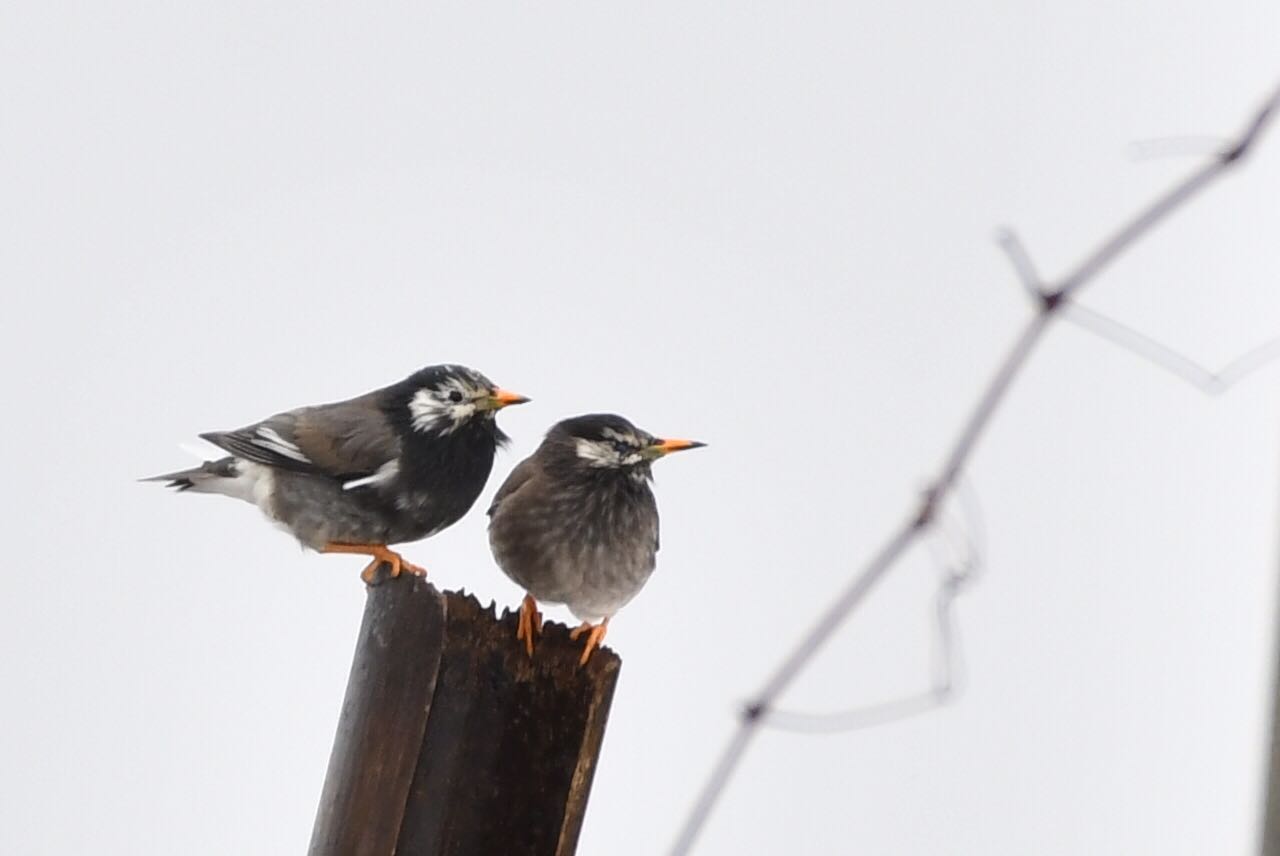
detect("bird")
[487,413,704,665]
[145,364,529,583]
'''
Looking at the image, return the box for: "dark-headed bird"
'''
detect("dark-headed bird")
[487,413,704,665]
[146,364,529,583]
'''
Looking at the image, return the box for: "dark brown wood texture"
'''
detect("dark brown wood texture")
[1262,552,1280,856]
[309,575,621,856]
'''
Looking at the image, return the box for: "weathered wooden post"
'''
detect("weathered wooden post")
[1261,499,1280,856]
[309,573,621,856]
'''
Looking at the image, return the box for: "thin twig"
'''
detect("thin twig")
[764,480,983,734]
[763,570,971,735]
[995,228,1044,297]
[669,78,1280,856]
[1064,304,1280,394]
[1128,135,1233,160]
[763,690,951,735]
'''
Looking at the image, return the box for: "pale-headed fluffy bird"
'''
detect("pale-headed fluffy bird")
[487,413,704,664]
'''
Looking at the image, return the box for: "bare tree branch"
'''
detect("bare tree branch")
[669,78,1280,856]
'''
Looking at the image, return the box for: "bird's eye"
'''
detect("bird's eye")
[447,390,464,403]
[612,440,631,455]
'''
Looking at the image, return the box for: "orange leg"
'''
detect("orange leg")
[515,593,543,657]
[568,617,610,667]
[321,542,427,585]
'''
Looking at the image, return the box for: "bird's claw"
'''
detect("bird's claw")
[358,549,427,585]
[568,619,609,667]
[516,594,542,657]
[323,542,426,585]
[397,556,428,578]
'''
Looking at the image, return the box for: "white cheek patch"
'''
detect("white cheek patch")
[253,426,310,463]
[575,438,620,467]
[409,388,477,434]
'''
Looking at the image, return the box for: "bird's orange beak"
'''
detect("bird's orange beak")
[650,438,707,456]
[488,389,531,409]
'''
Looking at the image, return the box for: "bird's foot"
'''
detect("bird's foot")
[321,542,427,585]
[358,549,426,585]
[516,593,543,658]
[568,618,610,667]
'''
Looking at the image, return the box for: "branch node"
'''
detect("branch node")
[913,489,939,530]
[1039,289,1066,314]
[1220,140,1248,164]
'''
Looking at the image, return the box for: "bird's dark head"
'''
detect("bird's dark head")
[394,364,529,441]
[546,413,705,477]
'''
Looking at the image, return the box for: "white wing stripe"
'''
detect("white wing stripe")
[253,426,310,463]
[343,459,400,491]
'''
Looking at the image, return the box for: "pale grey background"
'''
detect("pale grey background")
[2,3,1278,854]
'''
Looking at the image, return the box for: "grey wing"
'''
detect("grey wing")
[201,391,400,482]
[486,456,540,517]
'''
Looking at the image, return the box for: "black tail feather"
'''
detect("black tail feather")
[141,457,238,490]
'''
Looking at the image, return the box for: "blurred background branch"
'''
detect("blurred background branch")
[670,78,1280,856]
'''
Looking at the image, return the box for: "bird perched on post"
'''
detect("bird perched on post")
[146,364,529,583]
[487,413,704,665]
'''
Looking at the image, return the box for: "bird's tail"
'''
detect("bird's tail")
[141,457,240,492]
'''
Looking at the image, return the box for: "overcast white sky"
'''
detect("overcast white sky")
[2,3,1279,854]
